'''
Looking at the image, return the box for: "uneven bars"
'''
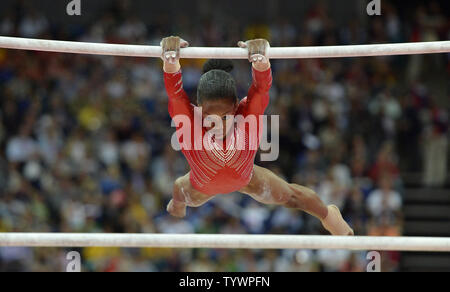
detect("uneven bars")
[0,36,449,59]
[0,233,450,252]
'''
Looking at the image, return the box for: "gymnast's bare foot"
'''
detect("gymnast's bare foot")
[167,199,187,218]
[321,205,354,236]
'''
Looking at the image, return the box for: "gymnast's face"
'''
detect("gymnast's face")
[200,98,238,140]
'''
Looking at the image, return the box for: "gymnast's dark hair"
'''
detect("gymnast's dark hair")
[197,59,238,105]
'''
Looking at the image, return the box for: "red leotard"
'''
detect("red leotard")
[164,67,272,195]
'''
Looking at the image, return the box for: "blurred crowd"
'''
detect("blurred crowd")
[0,0,449,272]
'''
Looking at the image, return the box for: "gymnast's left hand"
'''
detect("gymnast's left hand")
[238,39,271,71]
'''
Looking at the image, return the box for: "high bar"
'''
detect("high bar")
[0,36,449,59]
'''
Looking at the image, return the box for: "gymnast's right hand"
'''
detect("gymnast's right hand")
[160,36,189,73]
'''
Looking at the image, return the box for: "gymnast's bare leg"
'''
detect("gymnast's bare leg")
[239,165,354,236]
[167,172,214,218]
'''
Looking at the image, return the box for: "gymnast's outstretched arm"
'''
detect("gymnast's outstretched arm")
[161,36,193,119]
[237,39,272,116]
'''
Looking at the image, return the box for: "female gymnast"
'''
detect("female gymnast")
[161,36,353,236]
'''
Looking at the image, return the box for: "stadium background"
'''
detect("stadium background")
[0,0,449,271]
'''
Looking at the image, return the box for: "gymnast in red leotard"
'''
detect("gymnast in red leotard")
[161,36,353,236]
